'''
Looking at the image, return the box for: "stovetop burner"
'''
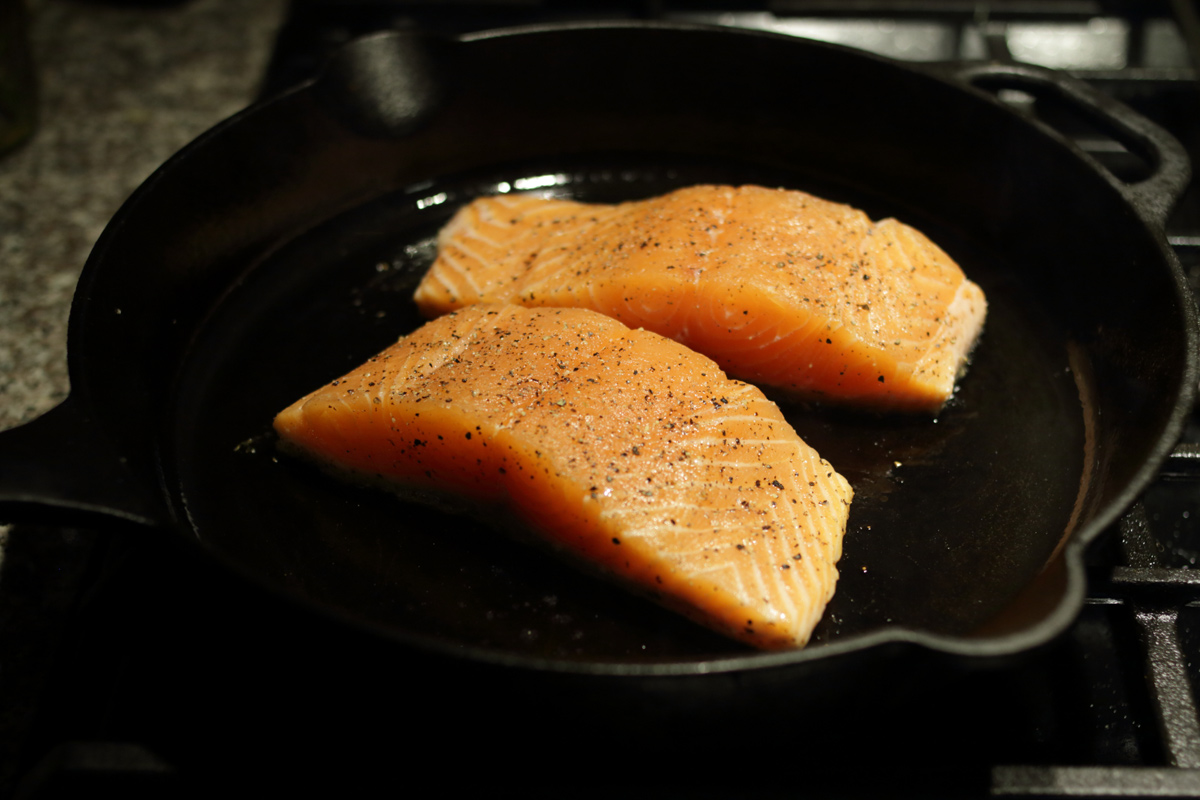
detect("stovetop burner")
[6,1,1200,796]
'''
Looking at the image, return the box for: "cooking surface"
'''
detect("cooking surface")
[4,0,1200,796]
[169,159,1083,659]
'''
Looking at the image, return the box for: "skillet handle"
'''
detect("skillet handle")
[945,62,1191,231]
[0,395,164,529]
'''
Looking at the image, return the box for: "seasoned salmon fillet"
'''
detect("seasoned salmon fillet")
[274,304,853,649]
[414,184,987,413]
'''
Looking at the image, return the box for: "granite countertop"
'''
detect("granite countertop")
[0,0,286,432]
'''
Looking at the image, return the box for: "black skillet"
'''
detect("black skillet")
[0,21,1195,736]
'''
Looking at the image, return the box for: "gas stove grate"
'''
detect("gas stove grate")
[990,491,1200,795]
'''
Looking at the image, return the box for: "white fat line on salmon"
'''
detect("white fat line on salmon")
[787,463,833,557]
[909,271,958,294]
[697,463,799,479]
[698,441,812,463]
[468,199,508,229]
[882,222,917,273]
[717,385,773,404]
[691,408,766,427]
[704,209,729,247]
[371,375,389,407]
[489,195,575,213]
[436,251,489,297]
[475,196,530,220]
[455,221,507,250]
[591,510,810,593]
[514,252,573,296]
[426,261,479,303]
[760,480,826,602]
[679,561,753,607]
[795,537,827,611]
[753,521,804,622]
[715,533,775,618]
[891,333,934,351]
[764,491,824,600]
[389,327,477,383]
[392,343,449,380]
[689,445,805,465]
[596,500,720,522]
[694,434,802,449]
[798,466,842,565]
[647,539,774,562]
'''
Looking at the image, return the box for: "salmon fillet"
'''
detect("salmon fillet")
[274,304,853,649]
[414,184,987,413]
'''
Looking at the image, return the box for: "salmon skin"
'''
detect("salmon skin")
[414,184,987,413]
[274,304,853,649]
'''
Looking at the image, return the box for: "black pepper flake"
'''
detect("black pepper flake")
[878,375,885,383]
[771,479,785,490]
[612,537,621,545]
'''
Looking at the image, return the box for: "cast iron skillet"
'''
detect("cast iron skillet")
[0,23,1195,685]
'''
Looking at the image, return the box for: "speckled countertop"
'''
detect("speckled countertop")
[0,0,286,432]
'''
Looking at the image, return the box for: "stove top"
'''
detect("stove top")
[6,1,1200,796]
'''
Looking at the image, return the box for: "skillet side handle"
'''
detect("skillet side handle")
[945,61,1191,232]
[313,29,444,140]
[0,395,164,529]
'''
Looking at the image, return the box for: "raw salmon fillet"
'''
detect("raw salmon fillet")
[274,304,853,649]
[414,184,987,412]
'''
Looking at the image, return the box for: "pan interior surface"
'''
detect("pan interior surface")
[167,157,1086,664]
